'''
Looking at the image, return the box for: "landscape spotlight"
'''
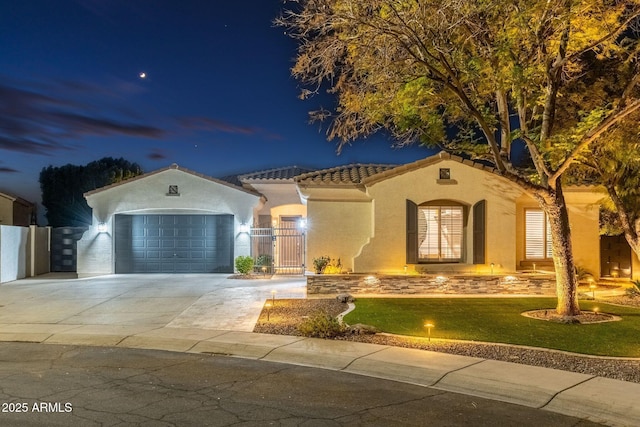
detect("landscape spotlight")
[265,302,272,321]
[424,322,435,342]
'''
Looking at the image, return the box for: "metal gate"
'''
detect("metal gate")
[50,227,88,272]
[250,226,305,275]
[600,235,632,278]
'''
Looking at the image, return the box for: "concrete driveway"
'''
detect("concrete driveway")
[0,273,306,332]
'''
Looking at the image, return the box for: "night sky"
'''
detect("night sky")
[0,0,432,210]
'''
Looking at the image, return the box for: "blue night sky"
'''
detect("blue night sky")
[0,0,432,208]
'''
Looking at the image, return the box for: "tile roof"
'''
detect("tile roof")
[237,166,316,182]
[295,164,399,186]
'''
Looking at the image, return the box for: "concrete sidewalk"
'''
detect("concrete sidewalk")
[0,323,636,426]
[0,274,637,426]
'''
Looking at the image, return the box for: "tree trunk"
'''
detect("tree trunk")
[537,182,581,316]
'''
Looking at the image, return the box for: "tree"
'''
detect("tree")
[576,113,640,263]
[278,0,640,316]
[40,157,142,227]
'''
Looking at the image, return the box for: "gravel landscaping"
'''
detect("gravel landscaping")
[254,297,640,384]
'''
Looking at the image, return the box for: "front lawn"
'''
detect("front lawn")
[343,298,640,357]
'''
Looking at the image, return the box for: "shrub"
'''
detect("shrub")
[235,256,254,275]
[312,255,330,274]
[626,280,640,298]
[323,258,342,274]
[575,265,594,282]
[255,254,272,267]
[298,310,346,338]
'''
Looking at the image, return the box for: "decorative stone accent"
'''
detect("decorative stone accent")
[336,293,354,303]
[307,274,556,295]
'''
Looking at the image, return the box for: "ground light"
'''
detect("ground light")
[271,290,276,305]
[590,283,597,299]
[265,302,272,321]
[424,322,434,342]
[261,266,267,276]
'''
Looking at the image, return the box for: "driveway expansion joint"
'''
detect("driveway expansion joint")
[429,357,488,387]
[538,374,598,409]
[340,344,391,372]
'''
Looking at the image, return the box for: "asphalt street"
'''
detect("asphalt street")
[0,342,603,427]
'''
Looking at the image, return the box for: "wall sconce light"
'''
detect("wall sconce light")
[297,218,307,230]
[97,222,107,233]
[239,223,250,234]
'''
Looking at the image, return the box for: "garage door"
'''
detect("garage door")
[114,214,234,273]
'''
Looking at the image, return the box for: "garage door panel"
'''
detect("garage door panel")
[115,214,233,273]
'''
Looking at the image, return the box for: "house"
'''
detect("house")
[0,191,36,226]
[77,164,264,276]
[296,152,603,276]
[76,153,605,278]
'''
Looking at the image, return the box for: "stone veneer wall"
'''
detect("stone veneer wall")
[307,274,557,295]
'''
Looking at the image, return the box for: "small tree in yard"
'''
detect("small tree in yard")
[278,0,640,317]
[575,118,640,265]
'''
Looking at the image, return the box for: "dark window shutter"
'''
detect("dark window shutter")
[406,199,418,264]
[473,200,486,264]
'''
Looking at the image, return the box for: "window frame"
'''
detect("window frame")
[417,202,465,263]
[524,208,553,260]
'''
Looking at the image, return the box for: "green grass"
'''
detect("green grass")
[343,298,640,357]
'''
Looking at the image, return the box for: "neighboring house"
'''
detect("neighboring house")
[296,152,603,276]
[77,164,264,276]
[0,191,36,226]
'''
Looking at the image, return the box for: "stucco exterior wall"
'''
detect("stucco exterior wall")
[0,197,13,225]
[515,191,602,277]
[77,168,262,276]
[26,225,50,277]
[305,199,372,272]
[353,160,523,274]
[0,225,29,283]
[12,200,34,226]
[632,253,640,280]
[271,204,306,224]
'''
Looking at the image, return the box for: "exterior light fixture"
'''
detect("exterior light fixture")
[271,290,276,305]
[97,223,107,233]
[265,302,272,321]
[590,283,597,299]
[239,223,250,234]
[490,263,495,274]
[594,307,599,315]
[424,322,435,342]
[404,265,408,274]
[298,218,307,230]
[364,275,380,285]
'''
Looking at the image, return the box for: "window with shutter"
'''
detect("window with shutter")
[525,209,553,259]
[417,204,463,262]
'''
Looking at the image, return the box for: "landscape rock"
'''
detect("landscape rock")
[347,323,378,335]
[336,293,354,303]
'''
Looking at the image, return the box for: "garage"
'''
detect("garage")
[78,164,263,276]
[114,214,234,273]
